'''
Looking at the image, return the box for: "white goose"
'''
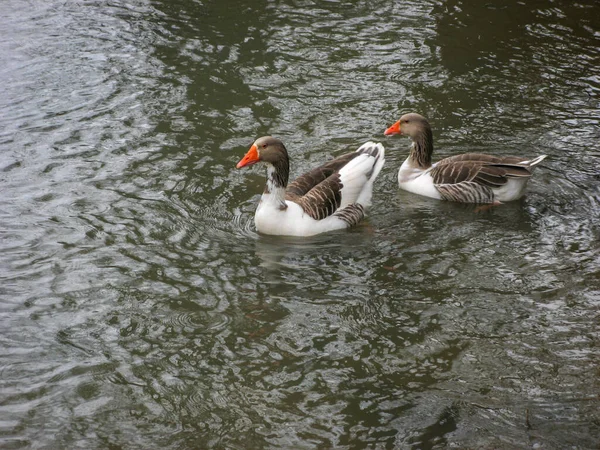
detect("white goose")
[385,113,547,204]
[236,136,385,236]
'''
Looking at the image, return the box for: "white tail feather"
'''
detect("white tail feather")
[357,143,385,207]
[521,154,547,167]
[337,141,385,208]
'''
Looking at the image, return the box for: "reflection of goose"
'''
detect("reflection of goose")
[385,113,547,204]
[237,136,385,236]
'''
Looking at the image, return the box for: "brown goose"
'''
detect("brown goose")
[384,113,547,204]
[236,136,385,236]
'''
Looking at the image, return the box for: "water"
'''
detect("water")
[1,0,599,448]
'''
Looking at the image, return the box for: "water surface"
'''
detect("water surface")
[1,0,599,448]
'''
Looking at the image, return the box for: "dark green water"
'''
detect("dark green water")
[1,0,599,448]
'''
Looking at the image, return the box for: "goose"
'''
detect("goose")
[384,113,547,204]
[236,136,385,236]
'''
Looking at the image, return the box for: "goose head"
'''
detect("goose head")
[236,136,289,169]
[384,113,431,138]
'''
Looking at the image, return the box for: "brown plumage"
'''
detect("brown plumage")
[289,174,342,220]
[430,156,533,187]
[285,153,363,220]
[286,153,357,197]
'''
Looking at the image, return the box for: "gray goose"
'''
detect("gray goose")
[384,113,547,204]
[236,136,385,236]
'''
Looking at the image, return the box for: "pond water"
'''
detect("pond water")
[1,0,599,448]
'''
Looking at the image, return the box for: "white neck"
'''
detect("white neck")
[262,165,287,209]
[398,156,427,183]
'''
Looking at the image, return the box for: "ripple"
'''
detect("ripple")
[1,0,600,448]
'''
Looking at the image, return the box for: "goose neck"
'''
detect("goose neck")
[409,127,433,169]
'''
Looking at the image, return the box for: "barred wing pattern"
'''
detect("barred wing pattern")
[286,153,358,198]
[285,149,377,221]
[430,153,536,203]
[334,203,365,226]
[288,173,344,220]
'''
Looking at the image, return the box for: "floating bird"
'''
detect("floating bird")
[236,136,385,236]
[384,113,547,204]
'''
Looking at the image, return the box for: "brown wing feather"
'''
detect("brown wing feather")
[430,162,482,185]
[431,153,535,188]
[430,154,538,203]
[474,167,508,187]
[440,153,527,165]
[284,152,362,220]
[287,173,343,220]
[286,152,358,197]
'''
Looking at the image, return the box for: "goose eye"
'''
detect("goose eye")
[262,144,267,149]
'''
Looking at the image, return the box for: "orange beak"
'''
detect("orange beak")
[384,120,402,136]
[236,144,260,168]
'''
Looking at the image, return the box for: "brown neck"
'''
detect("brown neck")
[263,154,289,202]
[408,126,433,169]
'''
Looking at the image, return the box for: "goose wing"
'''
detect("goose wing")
[286,153,358,197]
[430,154,534,203]
[286,142,384,221]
